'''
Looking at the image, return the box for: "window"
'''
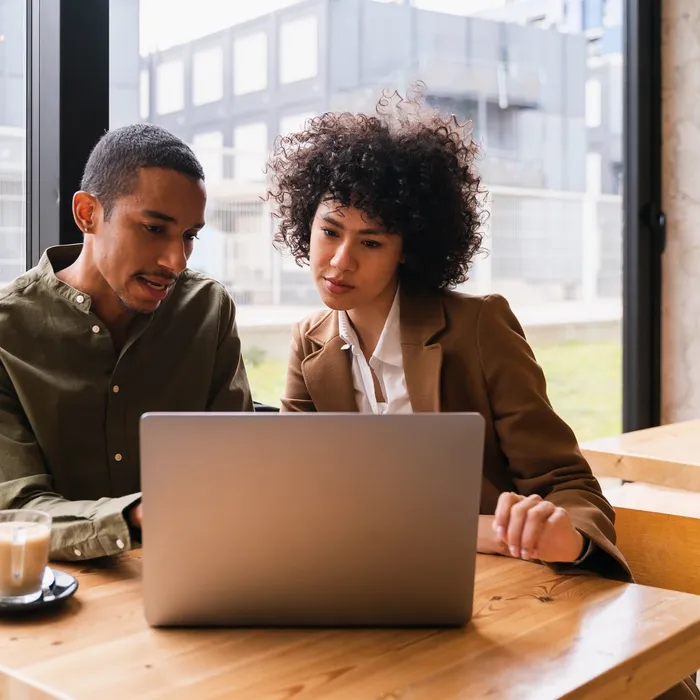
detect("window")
[586,153,602,195]
[139,70,150,120]
[192,131,224,183]
[108,0,628,434]
[279,112,313,137]
[0,0,26,285]
[604,0,624,28]
[192,46,224,106]
[234,32,267,95]
[279,16,318,84]
[526,15,548,28]
[233,123,267,182]
[586,79,602,128]
[583,0,605,31]
[156,59,185,114]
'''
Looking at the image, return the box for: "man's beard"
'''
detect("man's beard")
[116,289,156,315]
[116,274,179,314]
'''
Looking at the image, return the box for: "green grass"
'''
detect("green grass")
[245,340,622,443]
[245,358,287,410]
[532,341,622,443]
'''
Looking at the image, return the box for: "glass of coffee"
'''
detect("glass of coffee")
[0,510,51,604]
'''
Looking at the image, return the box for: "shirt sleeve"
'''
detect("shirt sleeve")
[0,361,141,560]
[206,288,253,412]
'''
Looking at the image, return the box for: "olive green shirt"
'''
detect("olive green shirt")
[0,245,252,560]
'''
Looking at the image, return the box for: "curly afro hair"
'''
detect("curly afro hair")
[266,85,486,291]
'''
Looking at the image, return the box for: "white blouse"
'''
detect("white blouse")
[337,290,413,415]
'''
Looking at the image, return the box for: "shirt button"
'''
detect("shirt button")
[116,539,125,550]
[92,325,100,333]
[76,295,85,304]
[114,453,122,462]
[73,549,82,557]
[112,385,120,393]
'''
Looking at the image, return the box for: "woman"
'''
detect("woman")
[266,87,628,581]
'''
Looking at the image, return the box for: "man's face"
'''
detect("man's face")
[90,167,206,314]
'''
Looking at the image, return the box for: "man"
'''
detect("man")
[0,124,252,560]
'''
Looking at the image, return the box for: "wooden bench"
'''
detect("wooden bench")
[606,482,700,594]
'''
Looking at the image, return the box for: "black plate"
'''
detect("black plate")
[0,567,78,613]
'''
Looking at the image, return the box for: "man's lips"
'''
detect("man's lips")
[136,275,176,291]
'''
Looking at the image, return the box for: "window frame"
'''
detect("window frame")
[622,0,663,430]
[27,0,110,262]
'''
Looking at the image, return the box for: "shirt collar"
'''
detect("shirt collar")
[337,307,360,356]
[39,244,93,312]
[373,288,402,366]
[337,286,403,367]
[39,243,172,319]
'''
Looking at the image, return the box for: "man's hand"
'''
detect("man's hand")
[492,493,585,563]
[127,502,143,530]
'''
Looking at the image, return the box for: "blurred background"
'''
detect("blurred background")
[1,0,625,439]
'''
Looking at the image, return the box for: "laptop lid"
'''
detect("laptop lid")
[140,412,484,627]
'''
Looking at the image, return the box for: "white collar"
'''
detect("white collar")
[338,287,402,367]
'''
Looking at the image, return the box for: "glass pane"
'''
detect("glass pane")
[110,0,624,439]
[192,46,223,106]
[233,32,267,95]
[139,69,149,120]
[191,131,224,183]
[0,0,27,284]
[233,123,267,182]
[279,15,318,84]
[279,112,313,137]
[156,59,184,115]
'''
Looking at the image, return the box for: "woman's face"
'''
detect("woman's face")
[309,199,403,313]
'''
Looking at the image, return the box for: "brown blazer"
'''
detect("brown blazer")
[281,286,630,581]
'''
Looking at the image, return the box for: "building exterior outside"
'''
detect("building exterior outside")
[0,0,626,436]
[0,0,624,325]
[0,0,27,285]
[134,0,624,312]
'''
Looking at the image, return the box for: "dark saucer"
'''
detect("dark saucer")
[0,567,78,613]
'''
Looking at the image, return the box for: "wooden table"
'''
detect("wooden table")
[3,554,700,699]
[582,418,700,491]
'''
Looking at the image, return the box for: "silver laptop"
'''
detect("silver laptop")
[140,412,484,627]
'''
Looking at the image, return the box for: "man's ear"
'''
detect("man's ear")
[72,191,101,234]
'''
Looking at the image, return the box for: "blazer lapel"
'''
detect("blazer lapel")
[400,288,446,413]
[300,289,447,413]
[302,312,358,412]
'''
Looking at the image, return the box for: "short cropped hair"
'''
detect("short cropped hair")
[80,123,204,219]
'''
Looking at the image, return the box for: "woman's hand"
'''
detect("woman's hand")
[477,514,511,556]
[491,493,585,563]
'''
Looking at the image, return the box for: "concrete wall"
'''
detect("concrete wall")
[661,1,700,423]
